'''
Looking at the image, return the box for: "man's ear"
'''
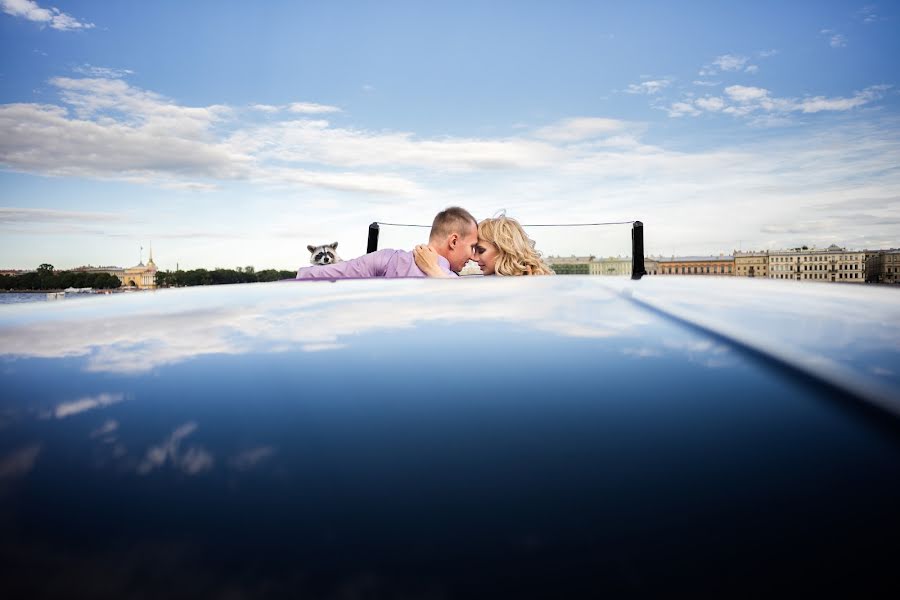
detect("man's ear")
[307,245,316,253]
[330,242,338,249]
[448,233,458,250]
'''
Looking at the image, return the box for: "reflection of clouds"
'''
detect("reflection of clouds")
[230,446,276,471]
[137,422,214,476]
[623,347,663,358]
[0,279,648,375]
[54,393,124,418]
[2,278,897,413]
[615,277,900,413]
[0,444,41,479]
[663,339,735,369]
[89,419,119,439]
[301,343,347,353]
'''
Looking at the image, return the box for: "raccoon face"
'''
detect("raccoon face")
[307,242,341,265]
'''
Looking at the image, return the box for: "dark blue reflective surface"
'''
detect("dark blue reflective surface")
[1,278,899,596]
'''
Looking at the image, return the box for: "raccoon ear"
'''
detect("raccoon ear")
[307,245,316,253]
[330,242,339,249]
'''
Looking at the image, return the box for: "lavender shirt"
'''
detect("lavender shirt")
[296,248,457,279]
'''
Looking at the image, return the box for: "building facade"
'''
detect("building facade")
[545,256,656,276]
[866,249,900,284]
[769,245,865,283]
[590,257,631,276]
[72,247,158,289]
[656,256,734,275]
[546,256,593,275]
[733,251,769,278]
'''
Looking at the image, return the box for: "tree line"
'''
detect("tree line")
[0,264,297,291]
[0,264,121,291]
[154,267,296,287]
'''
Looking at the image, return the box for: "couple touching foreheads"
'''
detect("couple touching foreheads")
[296,207,554,280]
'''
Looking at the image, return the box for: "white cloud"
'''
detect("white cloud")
[250,104,281,113]
[820,29,847,48]
[859,6,878,24]
[239,118,563,171]
[72,64,133,78]
[829,33,847,48]
[2,75,603,196]
[695,97,725,112]
[676,85,890,121]
[249,102,342,115]
[533,117,628,142]
[1,0,94,31]
[797,85,889,113]
[713,54,750,72]
[0,207,129,223]
[693,80,720,87]
[725,85,770,103]
[700,52,768,77]
[625,79,671,95]
[667,102,701,117]
[288,102,341,114]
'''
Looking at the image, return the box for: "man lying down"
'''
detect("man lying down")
[296,207,478,279]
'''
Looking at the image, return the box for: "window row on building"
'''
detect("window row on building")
[545,246,899,284]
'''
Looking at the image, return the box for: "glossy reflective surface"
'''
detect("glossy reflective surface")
[1,277,899,596]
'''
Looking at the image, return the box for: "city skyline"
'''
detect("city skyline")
[1,1,899,269]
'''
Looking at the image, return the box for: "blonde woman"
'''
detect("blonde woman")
[415,215,554,276]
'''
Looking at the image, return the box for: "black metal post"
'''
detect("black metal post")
[367,222,380,253]
[631,221,646,280]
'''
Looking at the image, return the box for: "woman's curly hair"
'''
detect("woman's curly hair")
[478,216,555,276]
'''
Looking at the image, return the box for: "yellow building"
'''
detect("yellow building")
[656,256,734,275]
[733,251,769,278]
[72,245,158,289]
[121,246,158,289]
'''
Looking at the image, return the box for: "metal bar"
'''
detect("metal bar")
[631,221,646,280]
[367,222,380,253]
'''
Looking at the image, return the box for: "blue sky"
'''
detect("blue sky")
[1,0,898,269]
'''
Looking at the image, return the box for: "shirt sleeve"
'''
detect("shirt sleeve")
[296,250,392,279]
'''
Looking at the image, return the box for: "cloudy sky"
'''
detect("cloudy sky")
[1,1,898,270]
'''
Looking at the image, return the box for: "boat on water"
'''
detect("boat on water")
[47,287,96,300]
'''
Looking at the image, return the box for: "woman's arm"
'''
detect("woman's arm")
[414,245,453,278]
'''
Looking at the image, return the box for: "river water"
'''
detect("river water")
[0,292,50,304]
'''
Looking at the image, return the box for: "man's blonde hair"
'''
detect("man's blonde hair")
[478,216,555,276]
[429,207,477,242]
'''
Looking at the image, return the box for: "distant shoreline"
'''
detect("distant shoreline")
[0,289,129,293]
